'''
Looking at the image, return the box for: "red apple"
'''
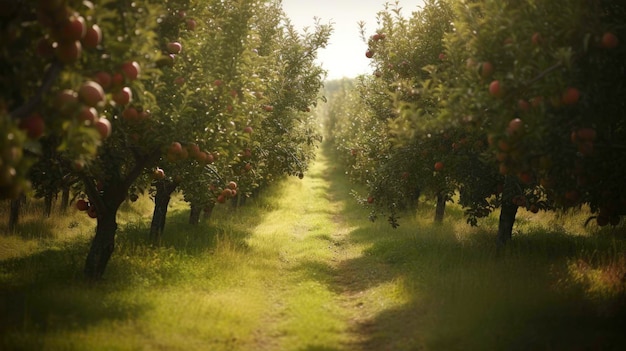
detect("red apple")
[94,117,112,139]
[56,89,78,106]
[82,24,102,49]
[61,15,86,41]
[479,61,494,79]
[518,171,533,184]
[365,50,374,58]
[506,118,524,137]
[243,126,253,134]
[111,73,124,87]
[561,87,580,105]
[19,113,45,139]
[166,42,182,54]
[206,153,215,163]
[531,32,542,45]
[228,181,237,190]
[169,141,183,154]
[76,199,89,211]
[600,32,619,49]
[87,205,97,218]
[186,19,197,31]
[112,87,132,105]
[93,71,111,90]
[153,167,165,180]
[517,99,530,112]
[221,188,233,198]
[174,76,185,85]
[577,128,596,142]
[139,110,151,120]
[120,61,140,81]
[77,106,98,124]
[122,107,139,121]
[434,161,444,172]
[497,139,511,152]
[188,143,200,156]
[367,196,374,204]
[262,105,273,112]
[55,40,82,63]
[78,81,105,107]
[489,80,502,97]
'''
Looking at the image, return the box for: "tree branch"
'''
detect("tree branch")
[9,60,65,120]
[524,62,563,88]
[124,147,162,190]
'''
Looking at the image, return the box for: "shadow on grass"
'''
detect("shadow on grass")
[0,238,151,347]
[316,143,626,351]
[0,183,284,349]
[335,219,626,350]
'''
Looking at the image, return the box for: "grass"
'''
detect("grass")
[1,144,626,350]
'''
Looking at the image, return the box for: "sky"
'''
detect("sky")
[281,0,425,81]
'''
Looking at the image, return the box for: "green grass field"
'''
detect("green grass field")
[1,146,625,350]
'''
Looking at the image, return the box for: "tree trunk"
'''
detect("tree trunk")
[8,194,24,232]
[189,203,202,225]
[408,187,420,210]
[497,175,519,245]
[60,185,70,213]
[84,210,118,280]
[434,191,446,223]
[44,193,54,218]
[203,202,215,220]
[149,180,177,242]
[82,147,161,280]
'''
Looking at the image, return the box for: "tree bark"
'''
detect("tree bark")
[83,148,162,280]
[497,175,519,245]
[189,203,202,225]
[60,185,70,213]
[44,193,54,218]
[434,191,446,223]
[203,202,215,220]
[8,195,24,232]
[149,180,177,242]
[84,210,118,280]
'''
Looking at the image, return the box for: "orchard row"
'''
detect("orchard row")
[324,0,625,242]
[1,0,330,279]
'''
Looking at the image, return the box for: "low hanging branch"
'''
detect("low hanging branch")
[204,164,225,184]
[9,61,64,120]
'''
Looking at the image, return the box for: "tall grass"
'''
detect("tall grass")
[1,145,625,350]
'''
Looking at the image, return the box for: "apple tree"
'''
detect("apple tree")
[397,0,626,242]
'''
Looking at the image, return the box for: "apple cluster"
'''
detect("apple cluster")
[36,0,102,64]
[165,141,216,165]
[215,181,238,204]
[75,198,97,218]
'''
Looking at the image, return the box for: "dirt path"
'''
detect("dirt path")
[245,150,401,351]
